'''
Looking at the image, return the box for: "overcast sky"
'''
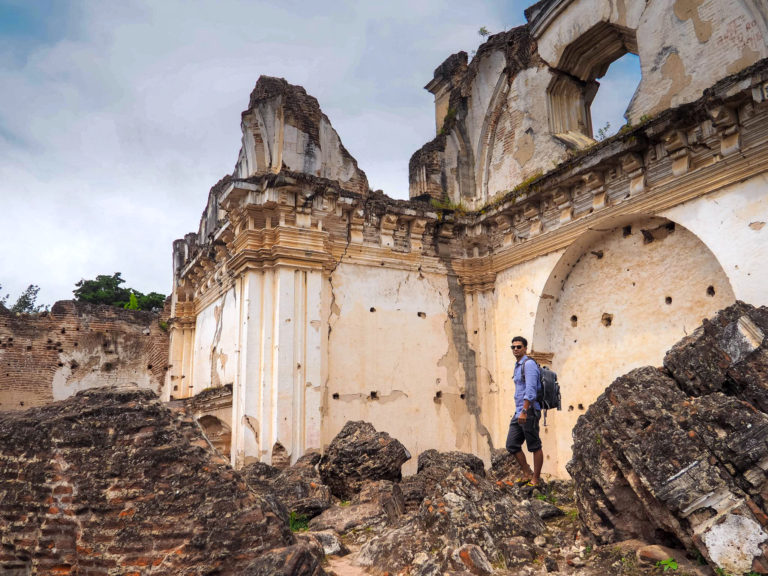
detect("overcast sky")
[0,0,639,307]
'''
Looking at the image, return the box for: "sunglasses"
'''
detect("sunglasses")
[511,345,524,350]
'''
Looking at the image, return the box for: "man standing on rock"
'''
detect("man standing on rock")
[506,336,544,486]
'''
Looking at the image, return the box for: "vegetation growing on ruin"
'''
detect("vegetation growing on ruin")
[430,196,467,216]
[74,272,165,311]
[289,511,309,532]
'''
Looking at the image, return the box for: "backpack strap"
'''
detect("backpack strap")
[519,357,541,394]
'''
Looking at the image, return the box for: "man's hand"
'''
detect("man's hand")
[518,410,528,423]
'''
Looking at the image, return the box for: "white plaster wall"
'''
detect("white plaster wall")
[318,117,360,184]
[491,252,563,471]
[192,288,239,395]
[631,0,768,119]
[326,262,492,474]
[232,267,325,468]
[444,134,461,204]
[661,174,768,306]
[52,348,154,401]
[283,123,317,174]
[539,218,735,477]
[466,49,507,167]
[485,67,569,200]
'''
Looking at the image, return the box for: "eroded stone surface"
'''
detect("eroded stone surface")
[319,420,411,500]
[569,302,768,574]
[0,387,323,575]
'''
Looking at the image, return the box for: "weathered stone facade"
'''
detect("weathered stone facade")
[167,0,768,478]
[0,301,169,410]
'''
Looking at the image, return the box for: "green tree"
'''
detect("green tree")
[10,284,47,314]
[74,273,165,311]
[73,273,132,307]
[0,284,8,308]
[478,26,490,38]
[137,292,166,311]
[124,292,140,310]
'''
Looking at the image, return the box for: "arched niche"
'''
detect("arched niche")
[531,214,735,476]
[197,415,232,459]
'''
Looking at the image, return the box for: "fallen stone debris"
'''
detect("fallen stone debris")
[0,302,766,575]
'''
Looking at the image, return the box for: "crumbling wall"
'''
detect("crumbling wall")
[191,287,238,394]
[169,17,768,478]
[411,0,768,206]
[0,386,318,575]
[236,76,369,196]
[0,300,168,410]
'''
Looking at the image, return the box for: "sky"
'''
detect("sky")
[0,0,640,307]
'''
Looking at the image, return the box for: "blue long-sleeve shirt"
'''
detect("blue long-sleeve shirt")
[514,355,541,418]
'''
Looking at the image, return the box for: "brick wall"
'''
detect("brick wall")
[0,300,169,410]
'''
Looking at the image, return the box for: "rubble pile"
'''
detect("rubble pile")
[1,302,766,575]
[0,387,324,575]
[569,302,768,575]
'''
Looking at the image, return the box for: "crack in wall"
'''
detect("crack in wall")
[322,216,353,416]
[434,227,494,452]
[209,289,231,390]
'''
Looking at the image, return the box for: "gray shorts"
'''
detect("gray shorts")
[505,408,542,454]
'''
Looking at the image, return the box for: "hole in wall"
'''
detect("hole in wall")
[590,52,641,139]
[568,405,574,411]
[601,313,613,327]
[622,225,632,237]
[665,296,672,305]
[460,393,466,400]
[570,315,578,327]
[332,393,340,400]
[370,307,376,313]
[578,403,584,410]
[418,312,426,318]
[641,230,654,244]
[370,391,378,400]
[707,285,716,296]
[591,250,604,259]
[147,364,153,370]
[61,328,66,334]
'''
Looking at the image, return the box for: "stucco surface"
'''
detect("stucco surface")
[538,217,735,475]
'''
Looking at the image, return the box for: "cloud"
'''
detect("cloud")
[0,0,526,306]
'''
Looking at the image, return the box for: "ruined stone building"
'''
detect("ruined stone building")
[0,301,169,410]
[167,0,768,477]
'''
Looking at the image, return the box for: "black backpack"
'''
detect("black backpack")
[521,358,562,417]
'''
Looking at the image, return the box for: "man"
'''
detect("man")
[505,336,544,486]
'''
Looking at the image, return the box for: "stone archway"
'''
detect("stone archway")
[531,215,735,476]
